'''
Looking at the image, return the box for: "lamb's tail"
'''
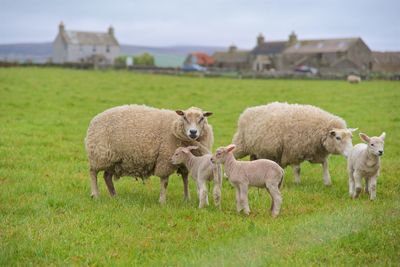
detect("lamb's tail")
[278,168,285,189]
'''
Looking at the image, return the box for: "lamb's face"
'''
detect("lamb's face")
[360,132,386,157]
[171,148,186,165]
[324,128,357,157]
[211,145,235,164]
[176,107,212,140]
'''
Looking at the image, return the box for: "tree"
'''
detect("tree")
[134,53,155,67]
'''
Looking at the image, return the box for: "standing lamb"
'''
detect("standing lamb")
[211,144,284,217]
[233,102,357,186]
[348,132,386,200]
[347,75,361,84]
[85,105,214,203]
[171,146,222,208]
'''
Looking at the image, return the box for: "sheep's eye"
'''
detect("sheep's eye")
[198,117,204,123]
[183,116,189,122]
[371,144,374,147]
[336,137,341,141]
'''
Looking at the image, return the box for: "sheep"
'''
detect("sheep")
[171,146,222,208]
[232,102,357,186]
[348,132,386,200]
[211,144,284,217]
[347,75,361,84]
[85,104,214,204]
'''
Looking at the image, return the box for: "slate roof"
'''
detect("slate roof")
[213,50,250,63]
[61,30,119,46]
[252,41,287,55]
[283,38,360,54]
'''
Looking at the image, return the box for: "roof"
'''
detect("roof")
[191,52,214,65]
[284,38,360,54]
[252,41,287,55]
[213,50,250,63]
[61,30,119,46]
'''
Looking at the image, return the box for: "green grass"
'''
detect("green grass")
[0,68,399,266]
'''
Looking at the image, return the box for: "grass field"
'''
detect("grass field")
[1,68,399,266]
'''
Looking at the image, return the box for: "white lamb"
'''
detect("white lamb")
[211,144,284,217]
[348,132,386,200]
[347,75,361,84]
[171,146,222,208]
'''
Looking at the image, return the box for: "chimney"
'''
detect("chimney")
[257,33,265,46]
[228,45,237,52]
[59,21,65,33]
[108,26,114,36]
[288,31,298,46]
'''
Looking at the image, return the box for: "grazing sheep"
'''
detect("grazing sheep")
[232,102,357,186]
[171,146,222,208]
[348,132,386,200]
[85,105,214,203]
[211,144,284,217]
[347,75,361,84]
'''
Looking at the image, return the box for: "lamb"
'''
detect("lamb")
[85,105,214,204]
[211,144,284,217]
[348,132,386,200]
[232,102,357,186]
[347,75,361,84]
[171,146,222,208]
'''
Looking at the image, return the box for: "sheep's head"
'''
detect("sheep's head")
[211,144,236,164]
[171,146,198,165]
[323,128,358,158]
[360,132,386,157]
[176,107,212,140]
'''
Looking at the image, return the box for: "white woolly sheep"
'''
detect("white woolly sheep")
[211,144,284,217]
[171,146,222,208]
[347,75,361,84]
[348,132,386,200]
[233,102,357,186]
[85,105,214,203]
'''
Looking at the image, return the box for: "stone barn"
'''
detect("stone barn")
[52,22,120,65]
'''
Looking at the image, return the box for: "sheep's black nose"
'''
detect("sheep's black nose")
[190,129,197,135]
[378,150,383,155]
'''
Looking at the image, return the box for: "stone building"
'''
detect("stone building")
[212,45,250,71]
[52,22,120,65]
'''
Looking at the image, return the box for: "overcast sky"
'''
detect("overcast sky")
[1,0,399,51]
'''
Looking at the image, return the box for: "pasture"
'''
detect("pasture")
[1,68,399,266]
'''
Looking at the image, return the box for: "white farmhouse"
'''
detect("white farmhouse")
[52,22,120,65]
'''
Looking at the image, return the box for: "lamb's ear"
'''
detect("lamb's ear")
[176,110,185,116]
[379,132,386,141]
[349,128,358,132]
[203,112,213,117]
[187,146,198,151]
[329,130,336,137]
[226,144,236,153]
[359,133,370,143]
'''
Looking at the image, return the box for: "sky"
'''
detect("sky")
[0,0,399,51]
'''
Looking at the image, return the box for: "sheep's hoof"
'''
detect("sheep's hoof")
[324,181,332,187]
[159,198,167,205]
[91,193,99,199]
[271,213,279,218]
[244,210,250,216]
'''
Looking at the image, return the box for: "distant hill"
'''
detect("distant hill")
[0,42,226,64]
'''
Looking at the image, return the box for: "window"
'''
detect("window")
[106,46,110,53]
[92,46,96,52]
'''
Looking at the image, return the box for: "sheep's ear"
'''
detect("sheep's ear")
[379,132,386,141]
[187,146,198,151]
[360,133,370,143]
[226,144,236,153]
[176,110,185,116]
[329,130,336,137]
[349,128,358,132]
[203,112,213,117]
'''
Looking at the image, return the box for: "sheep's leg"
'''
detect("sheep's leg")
[90,170,99,198]
[364,177,370,194]
[197,180,208,208]
[103,171,116,196]
[267,184,282,217]
[239,184,250,215]
[212,165,222,208]
[348,168,355,198]
[292,164,301,184]
[368,175,377,200]
[181,171,190,201]
[235,186,243,212]
[322,158,331,186]
[159,176,169,204]
[353,171,362,199]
